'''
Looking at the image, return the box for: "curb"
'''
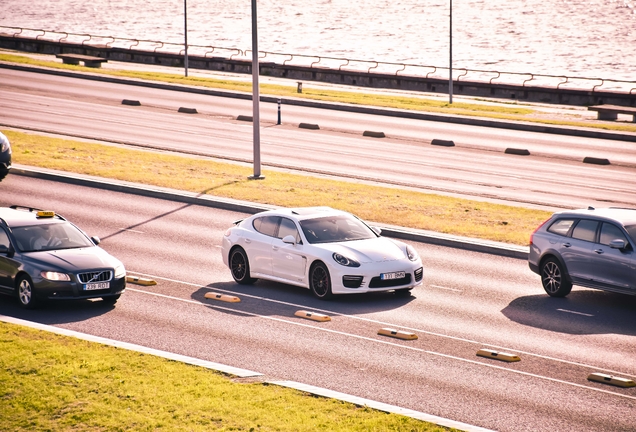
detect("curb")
[2,62,635,144]
[10,166,529,259]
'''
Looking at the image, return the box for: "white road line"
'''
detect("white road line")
[557,308,595,317]
[127,271,636,380]
[429,284,463,292]
[126,284,636,401]
[119,228,145,233]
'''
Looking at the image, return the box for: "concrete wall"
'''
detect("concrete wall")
[2,34,634,108]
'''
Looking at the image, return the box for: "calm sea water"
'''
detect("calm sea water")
[1,0,635,80]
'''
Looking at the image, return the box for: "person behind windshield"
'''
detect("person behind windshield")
[32,225,62,250]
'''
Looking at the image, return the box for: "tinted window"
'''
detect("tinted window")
[278,217,301,243]
[599,223,627,246]
[571,219,598,242]
[625,224,636,244]
[299,215,376,244]
[547,219,575,236]
[252,216,279,237]
[0,228,9,250]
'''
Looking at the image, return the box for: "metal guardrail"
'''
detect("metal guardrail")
[2,26,636,94]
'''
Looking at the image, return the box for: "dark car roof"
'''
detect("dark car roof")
[554,207,636,226]
[0,207,66,228]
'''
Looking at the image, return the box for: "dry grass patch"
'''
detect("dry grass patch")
[5,130,550,245]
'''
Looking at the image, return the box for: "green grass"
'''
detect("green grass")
[4,130,550,245]
[0,322,453,431]
[2,52,636,133]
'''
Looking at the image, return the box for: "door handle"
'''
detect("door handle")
[594,249,604,254]
[563,243,571,248]
[272,246,279,251]
[244,239,251,244]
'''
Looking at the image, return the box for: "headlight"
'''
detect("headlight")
[114,263,126,279]
[40,271,71,281]
[406,245,419,262]
[333,253,360,267]
[0,135,10,153]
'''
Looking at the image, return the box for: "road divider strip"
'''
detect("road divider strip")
[476,348,521,362]
[237,115,253,122]
[504,148,531,156]
[294,310,331,322]
[587,373,636,388]
[378,328,418,340]
[126,275,157,286]
[583,156,611,165]
[204,292,241,303]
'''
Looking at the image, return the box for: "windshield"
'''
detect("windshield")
[299,215,377,244]
[12,222,94,252]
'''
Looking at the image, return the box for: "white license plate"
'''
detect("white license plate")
[380,271,406,280]
[84,282,110,290]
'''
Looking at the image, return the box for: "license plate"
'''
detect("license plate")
[380,271,406,280]
[84,282,110,290]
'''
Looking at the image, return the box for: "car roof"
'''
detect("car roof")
[257,206,351,221]
[0,206,66,228]
[555,207,636,226]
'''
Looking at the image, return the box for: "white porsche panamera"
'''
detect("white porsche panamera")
[221,207,423,299]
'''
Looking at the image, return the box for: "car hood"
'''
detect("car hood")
[25,247,121,271]
[317,237,406,263]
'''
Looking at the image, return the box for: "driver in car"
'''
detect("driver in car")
[32,225,62,250]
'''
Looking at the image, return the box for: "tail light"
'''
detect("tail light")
[529,218,550,246]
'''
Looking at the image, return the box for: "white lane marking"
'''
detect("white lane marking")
[557,309,594,317]
[119,228,145,233]
[430,284,463,292]
[126,286,636,402]
[127,271,634,378]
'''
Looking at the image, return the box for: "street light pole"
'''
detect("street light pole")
[249,0,264,179]
[184,0,188,77]
[449,0,453,104]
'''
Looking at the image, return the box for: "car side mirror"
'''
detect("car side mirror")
[0,244,9,254]
[282,235,297,245]
[609,239,626,250]
[371,226,382,236]
[91,236,101,245]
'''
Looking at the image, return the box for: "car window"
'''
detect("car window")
[252,216,279,237]
[625,224,636,244]
[278,217,301,243]
[571,219,599,242]
[11,222,94,252]
[599,223,628,246]
[299,215,376,244]
[547,219,576,236]
[0,228,10,250]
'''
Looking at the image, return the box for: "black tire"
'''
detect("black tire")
[541,257,572,297]
[309,262,333,300]
[17,276,38,309]
[394,288,413,297]
[229,247,257,284]
[102,294,121,305]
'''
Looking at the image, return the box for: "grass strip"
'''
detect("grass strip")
[4,130,549,245]
[2,52,636,133]
[0,322,453,431]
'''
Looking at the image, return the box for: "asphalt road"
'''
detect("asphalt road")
[1,176,635,432]
[2,67,636,210]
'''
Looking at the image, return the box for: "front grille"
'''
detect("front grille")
[78,270,112,283]
[414,267,423,282]
[342,275,364,288]
[369,273,412,288]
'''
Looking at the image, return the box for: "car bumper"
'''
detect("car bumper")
[330,261,424,295]
[34,276,126,301]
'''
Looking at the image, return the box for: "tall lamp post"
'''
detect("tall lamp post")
[249,0,264,179]
[449,0,453,104]
[184,0,189,77]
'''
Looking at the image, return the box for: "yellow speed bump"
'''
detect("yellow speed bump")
[378,328,418,340]
[126,275,157,286]
[204,292,241,303]
[477,348,521,362]
[294,310,331,322]
[588,373,636,388]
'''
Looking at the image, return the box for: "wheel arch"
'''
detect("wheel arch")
[539,252,572,283]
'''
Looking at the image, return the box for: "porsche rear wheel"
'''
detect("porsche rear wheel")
[230,247,257,285]
[309,262,333,300]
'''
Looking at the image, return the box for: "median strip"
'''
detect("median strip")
[431,139,455,147]
[377,328,418,340]
[294,310,332,322]
[204,292,241,303]
[126,275,157,286]
[588,373,636,388]
[476,348,520,362]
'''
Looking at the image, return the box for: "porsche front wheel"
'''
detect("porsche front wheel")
[309,262,333,300]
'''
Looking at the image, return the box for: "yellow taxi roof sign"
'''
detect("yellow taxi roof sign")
[36,210,55,218]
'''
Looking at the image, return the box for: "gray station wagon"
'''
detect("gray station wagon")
[528,207,636,297]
